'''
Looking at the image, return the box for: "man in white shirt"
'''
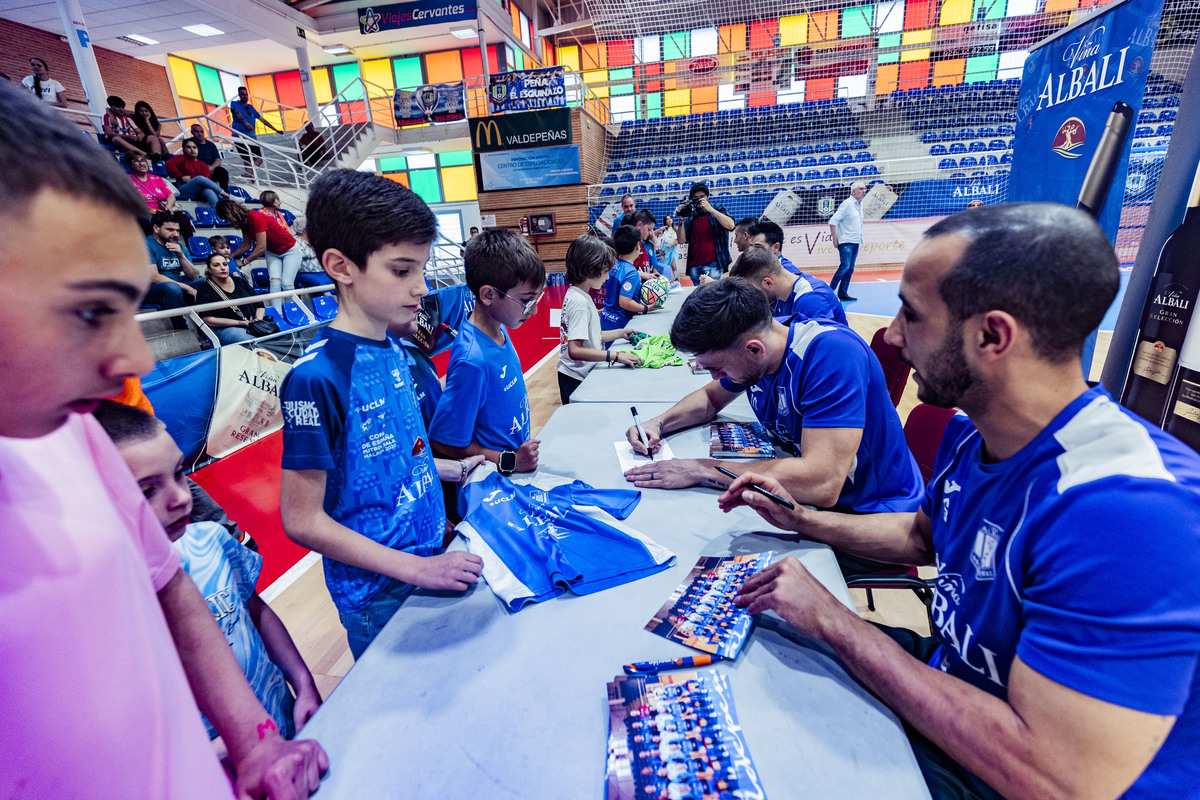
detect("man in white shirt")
[829,181,867,302]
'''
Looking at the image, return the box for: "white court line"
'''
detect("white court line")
[261,551,322,603]
[524,346,559,379]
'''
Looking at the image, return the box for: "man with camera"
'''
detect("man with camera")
[675,182,735,285]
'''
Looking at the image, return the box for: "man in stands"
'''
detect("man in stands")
[229,86,281,178]
[621,193,636,216]
[829,181,866,302]
[727,203,1200,799]
[189,122,230,191]
[145,210,202,309]
[675,182,735,285]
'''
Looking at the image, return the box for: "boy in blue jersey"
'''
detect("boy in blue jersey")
[624,277,920,520]
[725,203,1200,800]
[278,170,484,659]
[429,227,546,475]
[93,400,322,740]
[730,243,846,325]
[601,224,656,331]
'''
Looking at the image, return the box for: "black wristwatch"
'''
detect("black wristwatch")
[498,449,517,475]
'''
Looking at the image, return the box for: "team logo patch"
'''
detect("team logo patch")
[412,437,426,456]
[817,196,836,218]
[776,388,787,414]
[1051,117,1085,159]
[623,281,634,291]
[970,520,1002,581]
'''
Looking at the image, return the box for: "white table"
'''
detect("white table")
[300,402,930,799]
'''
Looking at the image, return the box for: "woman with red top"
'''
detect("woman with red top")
[127,152,194,238]
[166,138,229,209]
[217,197,299,305]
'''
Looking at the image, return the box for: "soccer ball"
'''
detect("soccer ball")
[641,276,669,309]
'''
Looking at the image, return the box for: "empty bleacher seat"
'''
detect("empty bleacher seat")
[921,131,938,143]
[714,177,732,188]
[226,235,243,251]
[698,166,714,176]
[818,154,836,166]
[192,206,216,228]
[939,158,958,170]
[854,151,872,162]
[187,237,212,260]
[599,187,615,197]
[647,183,663,193]
[989,139,1007,151]
[748,160,765,172]
[861,164,880,176]
[930,144,948,156]
[713,165,730,175]
[632,184,647,194]
[949,142,967,155]
[250,267,270,293]
[797,143,814,155]
[968,141,987,152]
[733,176,750,187]
[804,169,822,180]
[841,166,859,178]
[633,171,650,181]
[801,155,818,167]
[751,174,768,185]
[814,142,832,153]
[783,157,800,169]
[959,156,979,168]
[1160,109,1177,122]
[683,167,699,177]
[1158,124,1175,137]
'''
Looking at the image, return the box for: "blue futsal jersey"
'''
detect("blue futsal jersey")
[771,272,847,325]
[401,339,441,430]
[922,387,1200,798]
[280,327,445,615]
[720,319,921,513]
[600,259,642,330]
[429,320,530,453]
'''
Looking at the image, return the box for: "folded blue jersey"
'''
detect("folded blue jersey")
[457,472,675,611]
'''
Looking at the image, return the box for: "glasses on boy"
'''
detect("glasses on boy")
[494,288,544,314]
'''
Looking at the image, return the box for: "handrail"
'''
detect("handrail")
[136,285,328,321]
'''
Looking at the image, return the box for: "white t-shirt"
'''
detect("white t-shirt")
[558,284,603,381]
[22,75,67,104]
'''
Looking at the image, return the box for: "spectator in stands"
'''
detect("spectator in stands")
[290,215,327,281]
[131,100,169,161]
[145,210,202,309]
[127,153,194,240]
[829,181,867,302]
[0,77,328,799]
[729,243,846,325]
[101,96,144,157]
[188,122,230,191]
[166,138,229,209]
[732,216,758,253]
[621,193,636,215]
[229,86,281,178]
[469,226,480,238]
[298,122,331,168]
[195,254,265,344]
[675,182,735,285]
[726,203,1200,800]
[21,56,68,107]
[218,197,300,303]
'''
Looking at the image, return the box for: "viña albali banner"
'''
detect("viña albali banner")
[394,82,466,126]
[487,66,565,112]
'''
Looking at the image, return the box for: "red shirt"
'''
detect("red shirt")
[687,213,717,266]
[165,155,211,182]
[633,242,650,270]
[248,209,295,254]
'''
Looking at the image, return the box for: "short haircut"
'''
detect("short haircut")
[205,252,228,268]
[747,219,784,250]
[927,202,1120,362]
[464,227,545,297]
[565,235,616,284]
[852,181,867,191]
[106,95,125,108]
[208,234,229,248]
[612,225,641,258]
[181,137,200,149]
[670,278,773,355]
[631,208,655,227]
[621,193,634,203]
[259,190,279,207]
[150,210,176,229]
[688,182,710,198]
[0,82,145,224]
[735,216,758,231]
[92,399,164,448]
[729,244,784,282]
[306,169,437,268]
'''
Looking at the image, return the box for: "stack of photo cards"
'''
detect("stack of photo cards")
[645,553,774,659]
[605,670,766,800]
[709,422,775,459]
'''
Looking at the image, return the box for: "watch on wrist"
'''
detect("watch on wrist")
[498,449,517,475]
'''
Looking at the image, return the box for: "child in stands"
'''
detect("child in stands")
[429,228,546,475]
[557,235,642,404]
[278,169,484,659]
[92,400,322,740]
[600,224,653,331]
[208,234,240,273]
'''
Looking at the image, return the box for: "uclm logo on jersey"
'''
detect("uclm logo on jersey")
[1051,117,1086,159]
[412,437,426,456]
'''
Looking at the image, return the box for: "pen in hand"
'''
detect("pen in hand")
[714,465,795,510]
[630,406,654,461]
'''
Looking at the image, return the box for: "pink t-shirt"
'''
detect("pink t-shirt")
[130,172,174,211]
[0,413,233,799]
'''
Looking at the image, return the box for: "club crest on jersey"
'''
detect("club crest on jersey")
[623,281,634,291]
[971,520,1002,581]
[776,388,787,414]
[411,437,426,456]
[1051,117,1085,159]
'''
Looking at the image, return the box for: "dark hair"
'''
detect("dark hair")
[464,227,545,297]
[29,57,48,99]
[150,210,176,229]
[133,101,160,137]
[631,208,655,226]
[600,235,616,252]
[259,190,279,207]
[735,216,758,230]
[747,219,784,250]
[927,202,1120,362]
[305,170,437,269]
[688,182,710,198]
[621,193,635,203]
[729,243,784,282]
[670,278,772,355]
[216,198,250,231]
[106,95,125,108]
[181,137,200,151]
[92,399,163,447]
[208,234,229,248]
[612,225,640,257]
[565,235,615,285]
[0,82,145,223]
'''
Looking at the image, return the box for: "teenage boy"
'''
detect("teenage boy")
[600,224,654,332]
[730,243,846,325]
[429,228,546,475]
[278,170,484,660]
[101,95,143,157]
[146,210,202,308]
[0,79,326,799]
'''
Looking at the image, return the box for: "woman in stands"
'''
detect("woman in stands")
[127,152,194,239]
[217,197,301,304]
[132,100,169,161]
[195,253,265,344]
[166,138,229,209]
[21,57,68,107]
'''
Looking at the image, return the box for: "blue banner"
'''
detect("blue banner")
[359,0,475,34]
[479,144,581,191]
[886,177,1009,218]
[487,67,566,113]
[394,82,466,126]
[1008,0,1161,238]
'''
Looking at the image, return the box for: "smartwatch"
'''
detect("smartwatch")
[499,449,517,475]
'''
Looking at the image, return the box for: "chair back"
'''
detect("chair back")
[869,327,911,407]
[312,295,338,321]
[250,267,270,290]
[192,206,216,228]
[187,237,211,260]
[281,301,310,328]
[904,404,959,482]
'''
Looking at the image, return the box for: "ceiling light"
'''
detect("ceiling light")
[323,44,353,55]
[120,34,159,45]
[450,27,477,39]
[182,24,224,37]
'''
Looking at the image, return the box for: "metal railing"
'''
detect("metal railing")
[138,286,328,350]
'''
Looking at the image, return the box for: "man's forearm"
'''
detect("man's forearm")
[649,389,722,437]
[791,505,929,564]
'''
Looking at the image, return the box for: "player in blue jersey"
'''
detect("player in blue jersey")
[744,220,845,323]
[730,243,847,325]
[623,277,920,519]
[744,219,802,275]
[278,170,484,659]
[429,227,546,475]
[725,203,1200,800]
[600,225,657,331]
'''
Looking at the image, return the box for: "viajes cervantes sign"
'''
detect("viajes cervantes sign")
[469,108,572,153]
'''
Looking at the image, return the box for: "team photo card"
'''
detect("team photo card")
[709,422,776,459]
[644,553,774,659]
[605,670,767,800]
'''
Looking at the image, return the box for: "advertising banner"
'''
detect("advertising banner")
[359,0,476,34]
[780,217,939,271]
[487,66,566,112]
[394,82,466,126]
[205,343,297,461]
[470,107,572,153]
[479,144,581,191]
[887,177,1009,218]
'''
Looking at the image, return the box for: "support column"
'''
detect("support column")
[478,9,491,115]
[55,0,107,123]
[294,43,321,125]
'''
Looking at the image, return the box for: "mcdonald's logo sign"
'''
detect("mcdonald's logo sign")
[475,119,501,149]
[470,108,572,154]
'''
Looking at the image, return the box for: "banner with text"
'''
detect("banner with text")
[487,66,566,112]
[470,108,572,153]
[395,82,466,126]
[479,145,581,191]
[359,0,475,33]
[780,217,939,272]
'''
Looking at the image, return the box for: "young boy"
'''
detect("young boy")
[429,228,547,476]
[557,235,642,404]
[600,224,654,331]
[93,400,322,740]
[0,80,326,798]
[278,169,484,659]
[209,233,240,273]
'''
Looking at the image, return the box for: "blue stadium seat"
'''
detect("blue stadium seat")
[697,152,714,164]
[958,128,976,140]
[295,273,334,290]
[665,168,682,179]
[751,174,768,185]
[262,307,289,329]
[632,184,647,194]
[698,166,714,176]
[634,171,650,181]
[809,184,826,192]
[976,126,996,138]
[604,173,619,183]
[939,130,957,141]
[250,267,270,291]
[797,143,814,155]
[1158,124,1175,137]
[1138,111,1157,123]
[830,141,848,152]
[636,159,651,170]
[619,172,634,182]
[804,169,822,180]
[921,131,938,143]
[228,185,257,205]
[841,166,859,178]
[828,182,845,190]
[732,163,748,173]
[683,167,699,177]
[930,144,948,156]
[667,181,682,192]
[714,177,732,188]
[959,156,979,168]
[801,155,818,167]
[861,164,880,176]
[938,158,958,170]
[226,235,243,251]
[608,160,622,172]
[855,151,872,162]
[849,138,867,150]
[730,150,747,161]
[599,187,615,197]
[949,142,967,155]
[192,206,216,228]
[950,172,967,179]
[280,209,296,226]
[823,167,840,180]
[1163,95,1180,108]
[818,154,835,166]
[713,165,730,175]
[985,154,1000,166]
[836,153,853,164]
[968,141,986,152]
[1160,109,1177,122]
[748,160,765,172]
[765,159,782,170]
[763,147,781,159]
[733,176,750,187]
[768,172,786,183]
[651,157,667,169]
[714,151,730,162]
[1134,126,1154,138]
[997,124,1014,136]
[783,157,800,169]
[648,169,664,180]
[667,155,683,167]
[746,149,763,160]
[989,139,1007,150]
[779,145,797,157]
[647,183,663,193]
[814,142,832,153]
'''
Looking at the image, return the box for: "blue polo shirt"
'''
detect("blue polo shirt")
[145,235,186,281]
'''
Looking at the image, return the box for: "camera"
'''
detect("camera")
[677,197,704,217]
